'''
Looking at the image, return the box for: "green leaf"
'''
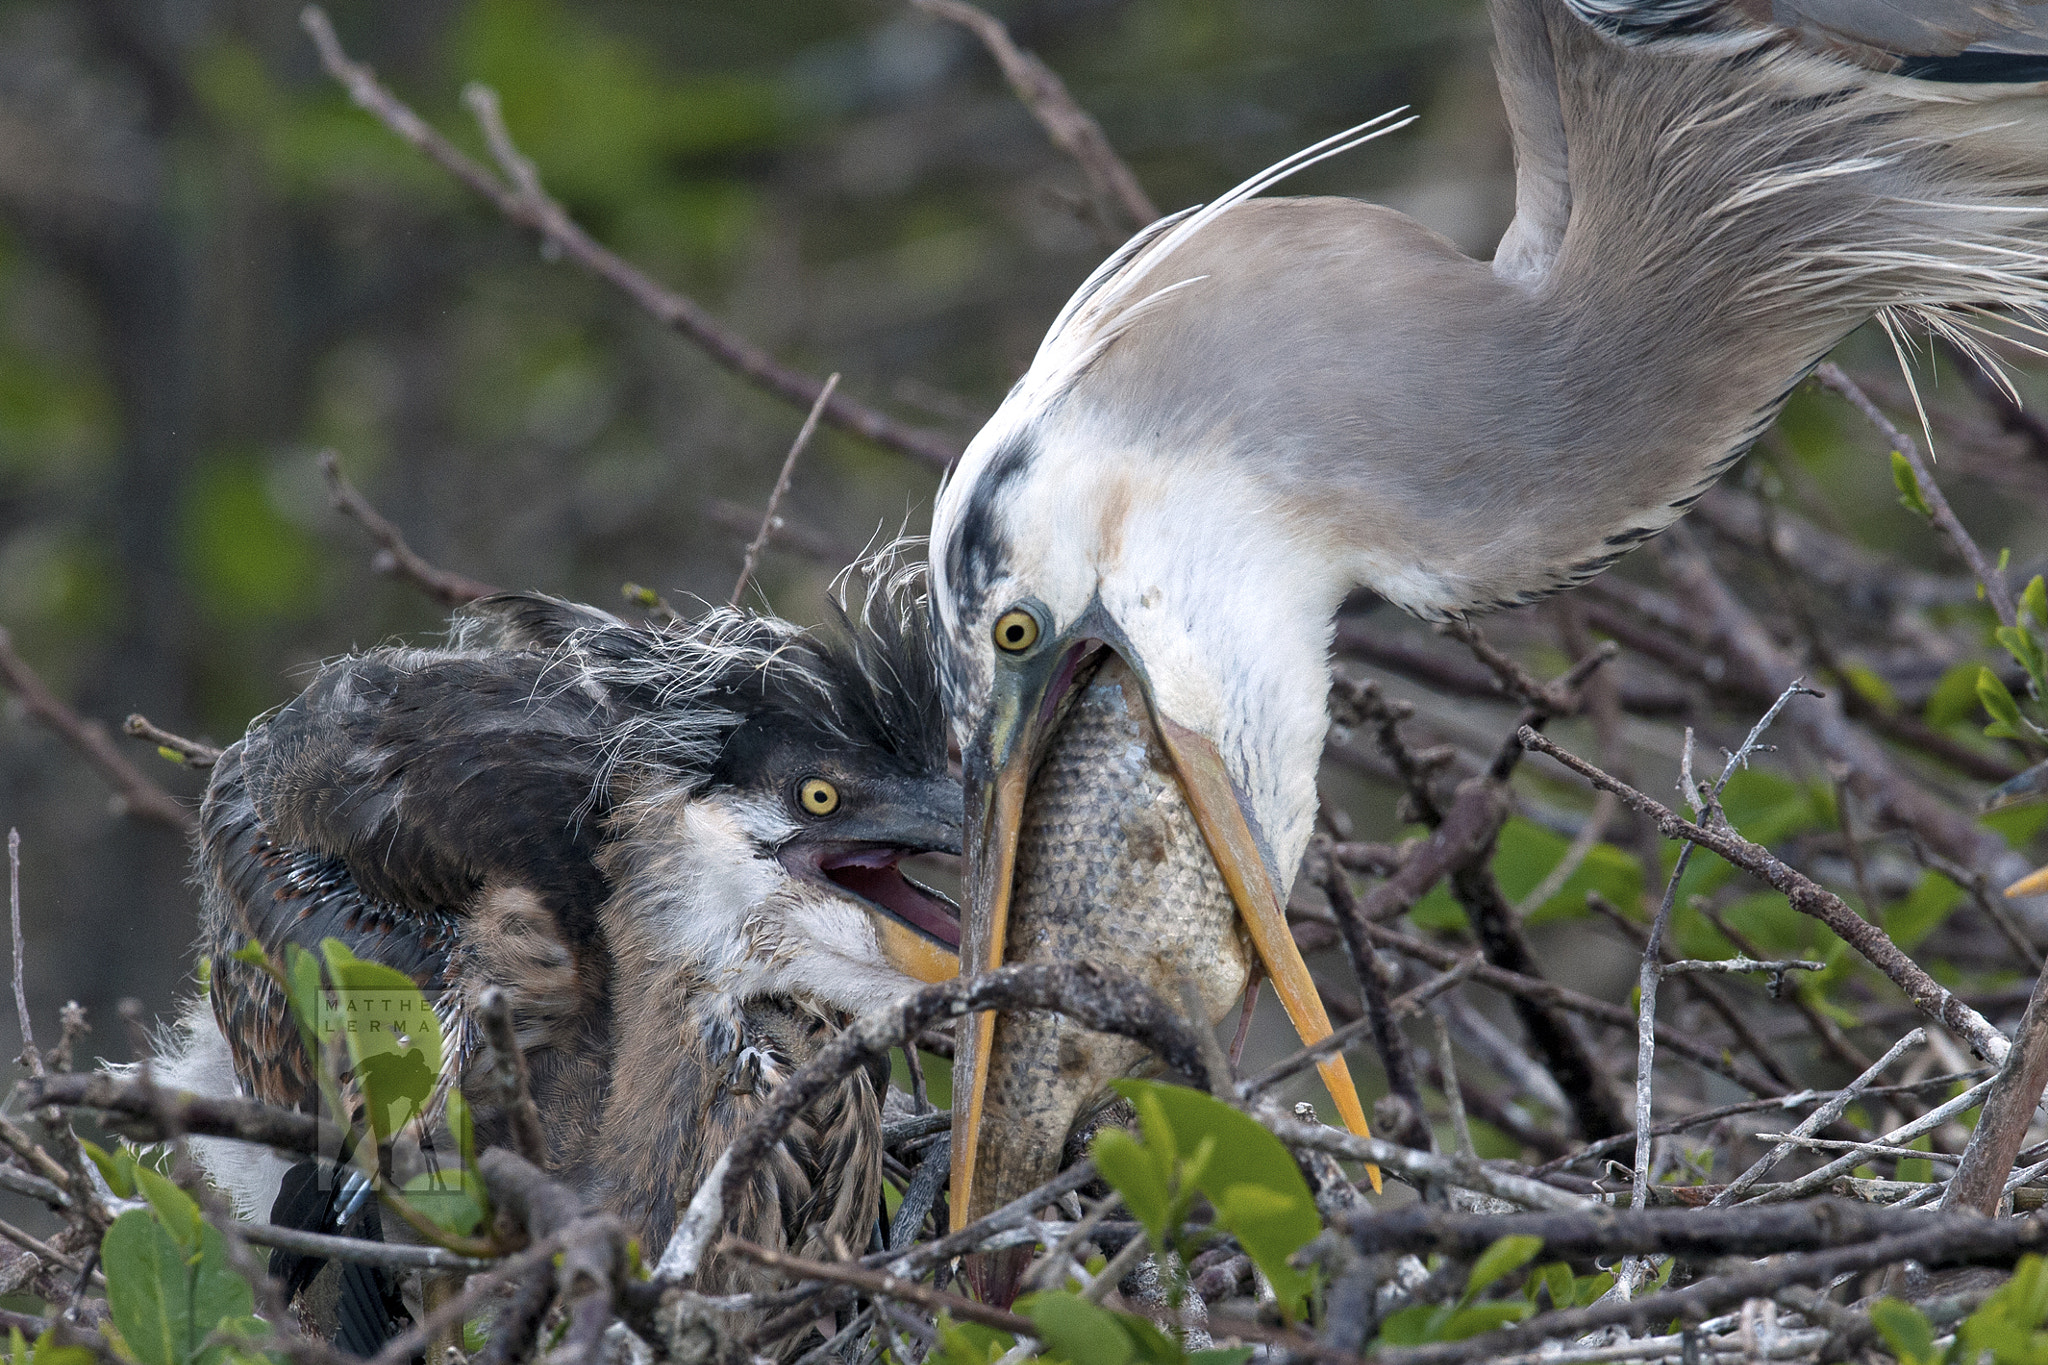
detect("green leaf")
[1017,1294,1133,1365]
[1841,664,1897,710]
[928,1316,1013,1365]
[81,1139,136,1200]
[1187,1351,1253,1365]
[1375,1304,1448,1346]
[320,940,442,1142]
[1091,1129,1172,1250]
[1572,1270,1617,1307]
[132,1167,204,1256]
[2026,576,2048,630]
[1926,663,1986,728]
[101,1208,255,1365]
[400,1163,487,1238]
[1980,668,2032,741]
[1111,1081,1322,1314]
[1872,1299,1938,1365]
[1464,1235,1545,1302]
[1892,452,1933,517]
[1438,1302,1534,1340]
[1998,626,2048,699]
[1527,1262,1573,1308]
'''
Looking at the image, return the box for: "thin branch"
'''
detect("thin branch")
[1369,1209,2048,1365]
[1518,726,2009,1064]
[1349,918,1784,1097]
[8,831,35,1077]
[236,1220,496,1272]
[1660,956,1825,977]
[1816,362,2016,626]
[1744,1075,1995,1205]
[1532,1065,1985,1176]
[908,0,1159,234]
[1711,1028,1924,1206]
[298,9,955,470]
[724,1237,1031,1336]
[732,373,838,606]
[0,629,190,831]
[318,451,499,607]
[120,714,220,768]
[704,498,861,567]
[1261,1109,1592,1211]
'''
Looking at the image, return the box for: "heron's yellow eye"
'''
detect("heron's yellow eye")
[993,609,1040,653]
[796,777,840,816]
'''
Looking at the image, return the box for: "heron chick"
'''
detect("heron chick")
[158,569,959,1343]
[931,0,2048,1231]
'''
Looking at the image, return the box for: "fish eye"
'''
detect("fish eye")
[796,777,840,817]
[993,608,1041,654]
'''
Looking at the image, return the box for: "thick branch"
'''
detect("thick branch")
[20,1072,333,1154]
[1945,964,2048,1214]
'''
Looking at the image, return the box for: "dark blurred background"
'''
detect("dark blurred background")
[0,0,1510,1050]
[2,0,2041,1102]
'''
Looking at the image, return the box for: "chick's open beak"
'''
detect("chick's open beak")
[950,632,1374,1239]
[790,776,962,986]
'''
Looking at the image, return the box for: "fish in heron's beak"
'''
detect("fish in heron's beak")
[951,638,1374,1302]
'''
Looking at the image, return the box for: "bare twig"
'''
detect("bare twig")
[0,630,191,831]
[1660,957,1825,977]
[237,1220,496,1272]
[1315,854,1431,1150]
[909,0,1159,234]
[1262,1110,1592,1211]
[298,9,956,470]
[1712,1029,1925,1206]
[1816,362,2016,626]
[726,1237,1031,1335]
[732,373,838,606]
[704,498,861,566]
[1518,726,2009,1064]
[9,831,35,1078]
[1350,919,1783,1097]
[1370,1210,2048,1365]
[318,451,499,606]
[1745,1075,1995,1205]
[120,714,220,768]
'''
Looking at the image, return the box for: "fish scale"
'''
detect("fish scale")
[965,653,1250,1244]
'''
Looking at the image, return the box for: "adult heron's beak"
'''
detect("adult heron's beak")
[950,631,1373,1254]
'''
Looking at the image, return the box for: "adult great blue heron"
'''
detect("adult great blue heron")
[931,0,2048,1227]
[158,576,959,1342]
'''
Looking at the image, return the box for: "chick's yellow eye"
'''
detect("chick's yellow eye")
[993,609,1040,653]
[797,778,840,816]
